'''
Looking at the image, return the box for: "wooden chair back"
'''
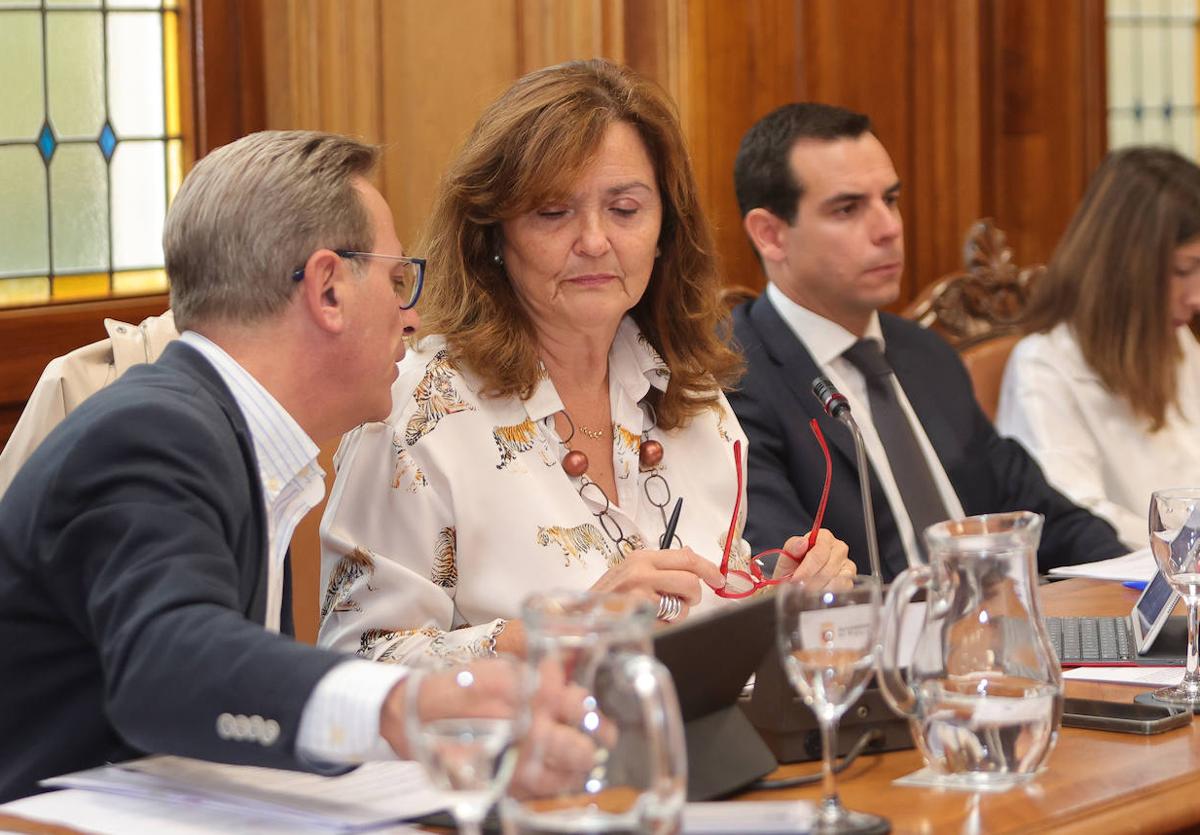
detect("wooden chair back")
[903,219,1041,420]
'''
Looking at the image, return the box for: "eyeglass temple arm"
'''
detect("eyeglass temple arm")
[807,419,832,552]
[720,440,744,576]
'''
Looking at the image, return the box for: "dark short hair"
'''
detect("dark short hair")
[733,103,871,223]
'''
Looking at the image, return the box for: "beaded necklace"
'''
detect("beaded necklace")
[551,408,680,552]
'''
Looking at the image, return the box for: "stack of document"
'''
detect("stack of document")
[1062,666,1183,686]
[4,755,823,834]
[1047,547,1155,582]
[6,755,448,833]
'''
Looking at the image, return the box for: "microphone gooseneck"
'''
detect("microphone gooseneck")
[811,377,883,581]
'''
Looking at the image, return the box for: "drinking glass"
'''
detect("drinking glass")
[777,576,888,835]
[405,656,526,835]
[1149,488,1200,707]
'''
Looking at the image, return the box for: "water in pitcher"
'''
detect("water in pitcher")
[913,674,1058,780]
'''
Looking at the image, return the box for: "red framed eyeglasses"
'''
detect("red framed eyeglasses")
[713,420,833,599]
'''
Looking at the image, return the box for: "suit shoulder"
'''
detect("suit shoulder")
[880,313,962,361]
[40,365,239,477]
[88,362,228,427]
[729,300,755,336]
[729,300,768,359]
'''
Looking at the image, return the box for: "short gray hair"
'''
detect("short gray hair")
[164,130,380,330]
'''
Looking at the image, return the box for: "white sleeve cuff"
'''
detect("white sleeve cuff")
[296,659,408,764]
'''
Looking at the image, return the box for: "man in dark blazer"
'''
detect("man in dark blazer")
[0,132,524,802]
[727,103,1126,580]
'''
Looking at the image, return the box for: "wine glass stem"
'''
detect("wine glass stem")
[456,815,484,835]
[818,716,843,818]
[1186,599,1200,689]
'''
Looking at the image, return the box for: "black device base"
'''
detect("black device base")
[742,688,914,763]
[682,705,779,800]
[1134,690,1200,715]
[742,642,914,764]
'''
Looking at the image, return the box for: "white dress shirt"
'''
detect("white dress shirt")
[318,317,750,662]
[180,332,403,763]
[765,283,965,567]
[997,322,1200,550]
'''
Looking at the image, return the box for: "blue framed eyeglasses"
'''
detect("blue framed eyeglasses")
[291,249,426,310]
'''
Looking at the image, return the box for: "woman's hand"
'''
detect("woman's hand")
[588,547,724,623]
[772,528,856,588]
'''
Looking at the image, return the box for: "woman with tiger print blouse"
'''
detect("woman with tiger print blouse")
[318,59,855,662]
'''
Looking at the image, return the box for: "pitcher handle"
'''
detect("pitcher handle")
[878,565,930,717]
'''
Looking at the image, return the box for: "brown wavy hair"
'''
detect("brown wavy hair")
[1021,146,1200,431]
[415,59,741,430]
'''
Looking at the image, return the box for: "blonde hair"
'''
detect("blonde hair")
[1022,146,1200,431]
[416,59,741,430]
[165,130,379,330]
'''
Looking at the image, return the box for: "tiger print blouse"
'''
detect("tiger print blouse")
[317,317,751,663]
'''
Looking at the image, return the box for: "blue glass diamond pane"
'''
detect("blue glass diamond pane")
[37,121,57,163]
[99,122,116,161]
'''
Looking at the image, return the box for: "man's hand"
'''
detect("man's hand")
[510,659,610,799]
[378,658,519,759]
[378,656,604,798]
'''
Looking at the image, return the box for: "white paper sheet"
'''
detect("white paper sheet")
[683,800,814,833]
[10,791,814,835]
[1062,666,1183,685]
[1047,547,1155,582]
[1,788,427,834]
[39,756,448,832]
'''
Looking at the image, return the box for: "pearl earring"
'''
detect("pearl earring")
[492,253,504,266]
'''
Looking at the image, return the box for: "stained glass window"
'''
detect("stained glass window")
[0,0,182,308]
[1107,0,1200,157]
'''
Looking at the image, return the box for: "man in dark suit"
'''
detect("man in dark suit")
[0,132,532,802]
[727,103,1126,580]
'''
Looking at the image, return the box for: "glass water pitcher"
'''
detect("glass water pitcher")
[878,511,1062,788]
[501,592,687,834]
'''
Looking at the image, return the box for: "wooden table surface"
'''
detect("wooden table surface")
[736,578,1200,834]
[2,578,1196,834]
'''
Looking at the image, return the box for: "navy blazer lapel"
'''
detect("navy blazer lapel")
[157,342,263,491]
[747,296,860,469]
[156,341,270,621]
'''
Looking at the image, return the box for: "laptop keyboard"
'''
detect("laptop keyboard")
[1044,617,1134,664]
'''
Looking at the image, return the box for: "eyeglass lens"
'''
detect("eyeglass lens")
[391,262,420,306]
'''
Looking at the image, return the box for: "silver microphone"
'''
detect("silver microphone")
[811,376,883,580]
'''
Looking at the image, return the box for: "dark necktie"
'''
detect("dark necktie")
[841,339,952,552]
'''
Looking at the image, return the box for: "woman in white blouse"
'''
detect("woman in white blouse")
[997,146,1200,549]
[318,60,854,662]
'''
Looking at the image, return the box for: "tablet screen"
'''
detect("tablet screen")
[1133,570,1179,651]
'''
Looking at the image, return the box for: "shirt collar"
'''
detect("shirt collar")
[179,331,322,502]
[765,282,885,364]
[523,316,670,422]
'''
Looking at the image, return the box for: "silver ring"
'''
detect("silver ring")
[656,593,682,622]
